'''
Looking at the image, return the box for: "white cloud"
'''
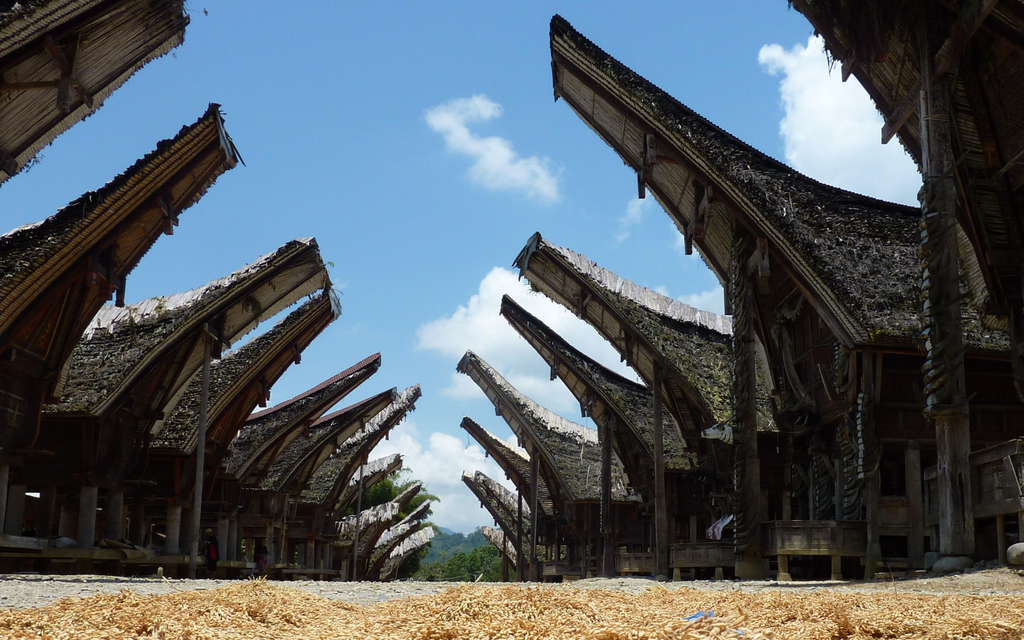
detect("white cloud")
[417,266,636,414]
[679,288,725,315]
[616,198,651,242]
[758,36,920,206]
[425,95,561,203]
[370,419,519,533]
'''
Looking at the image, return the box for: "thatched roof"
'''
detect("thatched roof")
[224,356,383,482]
[548,16,1007,353]
[457,351,632,505]
[258,413,368,494]
[514,233,734,437]
[336,501,400,544]
[366,499,432,579]
[0,0,191,182]
[500,294,693,479]
[461,470,528,552]
[481,525,517,566]
[0,105,238,394]
[460,417,552,518]
[789,1,1024,317]
[152,292,338,454]
[301,385,420,507]
[330,454,404,516]
[380,526,435,582]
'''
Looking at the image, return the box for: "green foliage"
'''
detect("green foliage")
[414,528,505,582]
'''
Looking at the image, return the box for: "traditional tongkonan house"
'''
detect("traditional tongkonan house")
[379,526,435,582]
[139,293,341,574]
[0,0,190,181]
[461,470,528,581]
[499,294,744,579]
[12,239,327,573]
[548,15,1020,577]
[788,0,1024,566]
[359,483,428,581]
[0,105,238,555]
[456,350,637,581]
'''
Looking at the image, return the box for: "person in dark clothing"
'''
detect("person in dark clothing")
[255,539,269,575]
[204,529,219,572]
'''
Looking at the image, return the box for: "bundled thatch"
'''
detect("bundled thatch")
[152,293,336,453]
[366,500,432,580]
[224,356,383,481]
[379,526,436,581]
[329,454,405,516]
[501,294,693,473]
[0,104,237,341]
[300,386,420,508]
[460,417,553,517]
[0,0,192,182]
[548,15,1007,352]
[49,239,327,415]
[335,501,400,544]
[461,470,528,549]
[457,351,632,504]
[480,525,517,566]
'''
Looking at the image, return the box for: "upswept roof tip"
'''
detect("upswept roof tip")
[247,352,382,422]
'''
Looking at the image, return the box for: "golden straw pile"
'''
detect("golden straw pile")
[0,580,1023,639]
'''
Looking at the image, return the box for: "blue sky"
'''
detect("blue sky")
[1,2,921,532]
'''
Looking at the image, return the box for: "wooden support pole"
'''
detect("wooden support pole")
[863,354,882,579]
[529,451,540,581]
[516,490,524,582]
[919,18,974,558]
[3,485,25,536]
[130,504,146,547]
[77,485,98,549]
[165,505,182,554]
[228,518,239,562]
[105,488,124,541]
[906,441,925,568]
[217,517,230,567]
[187,331,213,577]
[600,415,615,577]
[652,367,669,580]
[38,485,57,539]
[59,501,76,538]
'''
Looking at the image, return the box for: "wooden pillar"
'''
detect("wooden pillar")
[77,485,98,549]
[105,488,125,541]
[529,450,540,582]
[501,551,509,582]
[3,484,25,535]
[830,555,843,581]
[0,462,8,533]
[600,415,615,577]
[652,369,669,580]
[862,355,882,579]
[58,500,76,538]
[516,489,524,582]
[165,505,182,554]
[919,17,974,558]
[777,554,792,581]
[906,441,925,568]
[228,518,239,562]
[130,504,147,546]
[38,485,57,539]
[188,331,213,578]
[265,523,276,564]
[217,517,229,566]
[730,234,763,578]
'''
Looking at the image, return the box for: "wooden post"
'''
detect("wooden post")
[3,484,25,536]
[130,505,146,546]
[187,331,213,578]
[502,551,509,582]
[778,554,792,581]
[59,500,76,537]
[228,518,239,562]
[77,485,98,548]
[38,485,57,539]
[919,18,974,558]
[217,517,229,567]
[165,505,182,554]
[105,488,124,541]
[516,489,524,582]
[600,415,615,577]
[906,441,925,568]
[863,354,882,579]
[652,367,669,580]
[0,462,8,533]
[529,450,540,581]
[730,235,763,578]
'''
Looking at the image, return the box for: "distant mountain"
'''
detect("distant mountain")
[436,526,457,536]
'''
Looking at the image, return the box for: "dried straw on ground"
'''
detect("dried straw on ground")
[1,580,1022,640]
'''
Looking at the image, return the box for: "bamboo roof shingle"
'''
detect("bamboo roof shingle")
[0,0,192,182]
[460,417,552,518]
[500,294,693,488]
[151,292,339,454]
[365,499,432,580]
[47,239,328,420]
[547,15,1007,353]
[224,356,383,483]
[514,233,735,441]
[380,526,435,582]
[461,470,527,554]
[301,385,420,509]
[457,351,632,506]
[480,525,517,567]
